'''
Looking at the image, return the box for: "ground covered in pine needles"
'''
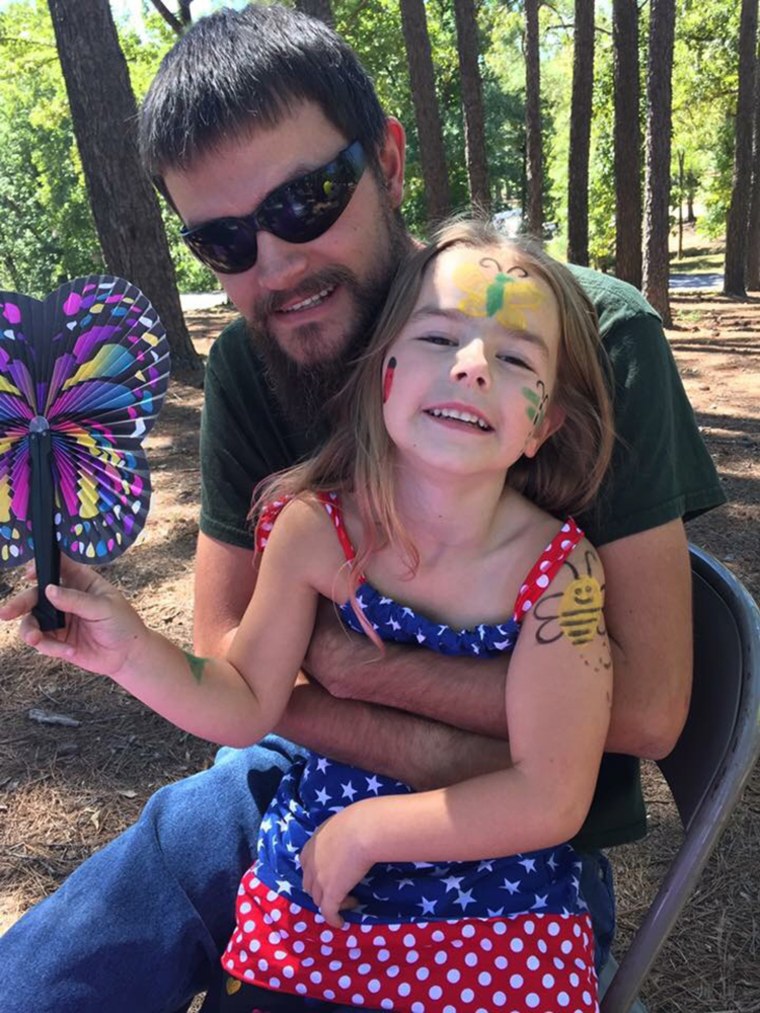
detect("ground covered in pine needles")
[1,292,758,1011]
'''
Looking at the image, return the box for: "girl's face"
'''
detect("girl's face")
[382,244,563,479]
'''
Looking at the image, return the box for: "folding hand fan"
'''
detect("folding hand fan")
[0,275,170,630]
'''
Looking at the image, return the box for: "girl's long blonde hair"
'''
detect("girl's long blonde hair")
[254,217,615,611]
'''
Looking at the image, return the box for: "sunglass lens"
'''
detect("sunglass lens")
[183,221,258,275]
[261,169,354,244]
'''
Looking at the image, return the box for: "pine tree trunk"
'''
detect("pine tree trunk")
[453,0,490,213]
[723,0,758,298]
[399,0,452,226]
[294,0,333,27]
[744,42,760,290]
[48,0,202,379]
[643,0,676,326]
[524,0,543,239]
[567,0,594,266]
[612,0,642,288]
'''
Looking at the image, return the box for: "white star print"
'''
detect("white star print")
[341,781,357,801]
[455,889,476,911]
[275,879,293,895]
[417,897,438,915]
[532,893,548,909]
[365,775,382,794]
[442,875,464,893]
[316,757,330,773]
[314,787,331,805]
[518,857,537,873]
[500,878,521,895]
[386,617,401,631]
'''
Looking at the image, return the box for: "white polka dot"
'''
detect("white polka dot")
[324,991,335,1000]
[575,958,587,970]
[296,982,308,994]
[268,977,280,989]
[294,921,307,933]
[248,939,261,954]
[242,919,255,933]
[302,957,315,968]
[346,934,359,947]
[292,940,305,954]
[573,923,582,937]
[377,948,390,961]
[358,962,371,974]
[387,965,400,978]
[493,921,507,935]
[548,921,561,936]
[338,974,352,989]
[320,945,333,956]
[412,1004,425,1013]
[266,889,278,902]
[351,995,365,1005]
[239,901,251,914]
[461,989,475,1003]
[403,932,417,946]
[432,930,445,942]
[465,952,478,967]
[561,940,573,954]
[435,950,448,965]
[289,902,300,914]
[557,991,570,1007]
[510,937,524,953]
[406,950,419,964]
[416,966,430,981]
[492,992,507,1007]
[583,990,593,1006]
[398,982,412,997]
[243,968,254,981]
[554,957,565,969]
[349,948,361,960]
[310,971,322,984]
[320,929,334,942]
[527,955,540,971]
[570,973,580,986]
[522,600,533,611]
[274,949,287,960]
[238,952,248,963]
[526,995,540,1009]
[478,971,492,986]
[524,919,535,934]
[509,974,524,989]
[269,909,281,922]
[373,935,387,946]
[495,956,508,970]
[461,923,476,937]
[257,958,268,972]
[480,938,493,951]
[538,939,548,953]
[429,985,444,999]
[381,1002,394,1011]
[368,979,381,993]
[537,575,550,588]
[446,969,461,984]
[282,966,295,979]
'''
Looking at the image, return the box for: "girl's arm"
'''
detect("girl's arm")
[0,499,327,747]
[301,539,613,926]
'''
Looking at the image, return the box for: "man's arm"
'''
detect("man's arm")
[304,518,693,761]
[194,532,256,656]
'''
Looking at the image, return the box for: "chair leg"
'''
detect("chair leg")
[598,953,649,1012]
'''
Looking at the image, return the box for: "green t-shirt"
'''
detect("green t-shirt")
[199,269,725,850]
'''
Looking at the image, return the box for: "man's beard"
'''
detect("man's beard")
[247,211,410,433]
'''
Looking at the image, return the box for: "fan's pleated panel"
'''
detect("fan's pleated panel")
[0,276,170,566]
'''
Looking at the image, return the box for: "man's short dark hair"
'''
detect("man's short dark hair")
[139,3,388,194]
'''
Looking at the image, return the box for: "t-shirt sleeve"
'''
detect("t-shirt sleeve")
[199,322,301,549]
[577,310,726,546]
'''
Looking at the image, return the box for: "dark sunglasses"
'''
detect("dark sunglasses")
[180,140,367,275]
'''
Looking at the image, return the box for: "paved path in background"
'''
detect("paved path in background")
[180,291,229,310]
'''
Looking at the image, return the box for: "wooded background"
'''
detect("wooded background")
[1,0,759,358]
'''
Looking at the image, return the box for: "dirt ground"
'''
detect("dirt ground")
[0,291,758,1011]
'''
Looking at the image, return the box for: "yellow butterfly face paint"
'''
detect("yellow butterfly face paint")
[452,256,546,331]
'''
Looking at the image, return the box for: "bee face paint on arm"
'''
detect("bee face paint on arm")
[383,356,397,403]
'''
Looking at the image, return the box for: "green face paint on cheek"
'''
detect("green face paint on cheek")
[183,650,207,684]
[522,380,549,427]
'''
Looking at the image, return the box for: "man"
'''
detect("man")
[0,6,724,1012]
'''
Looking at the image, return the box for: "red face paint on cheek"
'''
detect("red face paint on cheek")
[383,356,397,403]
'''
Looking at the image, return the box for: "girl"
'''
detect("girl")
[3,219,614,1013]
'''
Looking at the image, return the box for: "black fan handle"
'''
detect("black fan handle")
[29,422,65,631]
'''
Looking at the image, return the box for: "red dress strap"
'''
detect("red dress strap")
[254,492,357,565]
[512,518,584,621]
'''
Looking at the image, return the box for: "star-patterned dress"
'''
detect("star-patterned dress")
[221,494,599,1013]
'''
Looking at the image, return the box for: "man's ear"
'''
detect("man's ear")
[378,117,406,208]
[524,403,566,458]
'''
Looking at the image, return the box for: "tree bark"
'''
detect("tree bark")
[453,0,490,213]
[48,0,202,377]
[399,0,452,225]
[567,0,594,266]
[643,0,676,326]
[723,0,758,298]
[294,0,334,28]
[744,40,760,290]
[524,0,543,238]
[612,0,642,288]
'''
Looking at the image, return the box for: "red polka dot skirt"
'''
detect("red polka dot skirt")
[223,873,599,1012]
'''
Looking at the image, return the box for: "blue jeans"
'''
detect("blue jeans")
[0,740,615,1012]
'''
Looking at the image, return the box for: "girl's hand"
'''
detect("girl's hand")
[300,804,378,928]
[0,557,146,680]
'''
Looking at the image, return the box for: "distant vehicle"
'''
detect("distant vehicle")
[492,209,558,242]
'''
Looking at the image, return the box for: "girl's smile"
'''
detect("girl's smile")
[382,245,563,477]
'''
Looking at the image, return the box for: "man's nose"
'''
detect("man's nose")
[254,230,310,291]
[452,341,491,389]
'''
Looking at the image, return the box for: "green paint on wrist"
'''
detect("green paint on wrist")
[183,651,208,684]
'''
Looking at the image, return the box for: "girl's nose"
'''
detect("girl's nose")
[452,341,491,389]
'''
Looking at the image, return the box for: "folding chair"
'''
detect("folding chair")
[600,545,760,1012]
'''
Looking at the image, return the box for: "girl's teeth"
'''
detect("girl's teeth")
[429,408,490,430]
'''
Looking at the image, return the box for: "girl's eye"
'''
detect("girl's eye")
[497,353,531,369]
[418,334,457,347]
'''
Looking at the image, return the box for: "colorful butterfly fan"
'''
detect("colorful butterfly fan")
[0,275,170,630]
